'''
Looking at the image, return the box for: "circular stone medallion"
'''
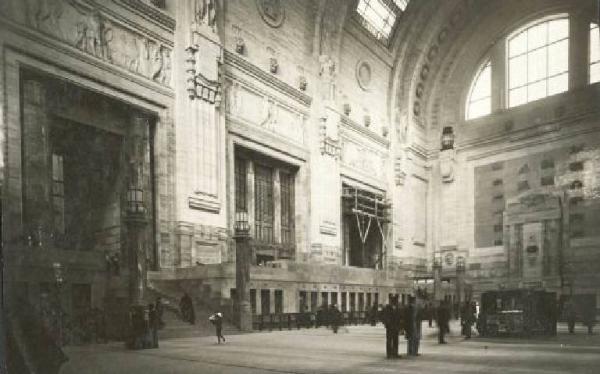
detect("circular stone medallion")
[257,0,285,28]
[356,61,372,90]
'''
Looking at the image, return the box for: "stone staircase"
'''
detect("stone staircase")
[145,284,238,340]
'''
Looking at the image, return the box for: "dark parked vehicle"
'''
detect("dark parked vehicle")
[477,289,557,337]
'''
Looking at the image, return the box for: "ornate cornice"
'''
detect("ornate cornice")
[114,0,176,31]
[223,50,312,107]
[340,115,390,148]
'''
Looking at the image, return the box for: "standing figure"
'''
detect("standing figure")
[148,303,159,348]
[405,296,422,356]
[209,312,226,344]
[370,303,378,326]
[566,302,576,334]
[437,301,450,344]
[582,306,595,335]
[155,297,164,329]
[330,304,342,334]
[381,297,403,359]
[180,293,195,324]
[462,301,475,339]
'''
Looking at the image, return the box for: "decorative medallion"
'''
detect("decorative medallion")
[356,60,372,90]
[257,0,285,28]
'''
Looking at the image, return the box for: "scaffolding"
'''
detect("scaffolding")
[341,186,391,269]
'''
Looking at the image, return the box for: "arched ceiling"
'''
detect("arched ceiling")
[388,0,595,152]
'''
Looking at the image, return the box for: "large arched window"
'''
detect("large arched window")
[466,61,491,120]
[508,17,569,107]
[590,23,599,83]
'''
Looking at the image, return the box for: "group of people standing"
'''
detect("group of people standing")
[381,296,423,359]
[381,297,467,359]
[127,297,163,350]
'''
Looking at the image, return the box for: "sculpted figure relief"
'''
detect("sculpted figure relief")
[75,10,113,61]
[25,0,65,39]
[193,0,217,32]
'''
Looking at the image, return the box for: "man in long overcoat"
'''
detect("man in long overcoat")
[382,296,403,358]
[405,296,422,356]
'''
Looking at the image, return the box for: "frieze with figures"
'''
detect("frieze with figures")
[1,0,172,87]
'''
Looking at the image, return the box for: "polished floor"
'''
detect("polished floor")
[61,322,600,374]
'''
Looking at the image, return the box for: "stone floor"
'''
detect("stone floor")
[61,322,600,374]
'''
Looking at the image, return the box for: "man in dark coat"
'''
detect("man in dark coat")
[148,303,159,348]
[370,303,378,326]
[437,300,450,344]
[566,302,576,334]
[180,293,195,324]
[405,296,421,356]
[582,306,595,335]
[382,296,403,359]
[155,297,164,329]
[330,304,342,333]
[461,301,475,339]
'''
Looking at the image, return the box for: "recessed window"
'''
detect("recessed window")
[494,239,504,246]
[466,61,492,120]
[569,162,584,172]
[540,176,555,186]
[541,159,555,169]
[356,0,406,44]
[517,180,530,191]
[508,18,569,107]
[590,23,600,83]
[570,180,583,189]
[492,179,503,187]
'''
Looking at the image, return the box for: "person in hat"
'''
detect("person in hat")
[381,296,403,359]
[405,296,422,356]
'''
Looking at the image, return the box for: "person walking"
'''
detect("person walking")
[437,300,450,344]
[405,296,421,356]
[209,312,226,344]
[382,296,403,359]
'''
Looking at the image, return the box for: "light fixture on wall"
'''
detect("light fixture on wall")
[441,126,455,151]
[53,262,64,287]
[234,210,250,237]
[127,186,146,215]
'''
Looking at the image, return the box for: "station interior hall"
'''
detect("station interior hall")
[1,0,600,373]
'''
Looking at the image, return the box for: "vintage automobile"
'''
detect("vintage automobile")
[477,289,557,337]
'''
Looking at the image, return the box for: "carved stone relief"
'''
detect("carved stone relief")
[356,60,372,91]
[341,137,387,181]
[256,0,285,28]
[226,78,305,145]
[1,0,172,87]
